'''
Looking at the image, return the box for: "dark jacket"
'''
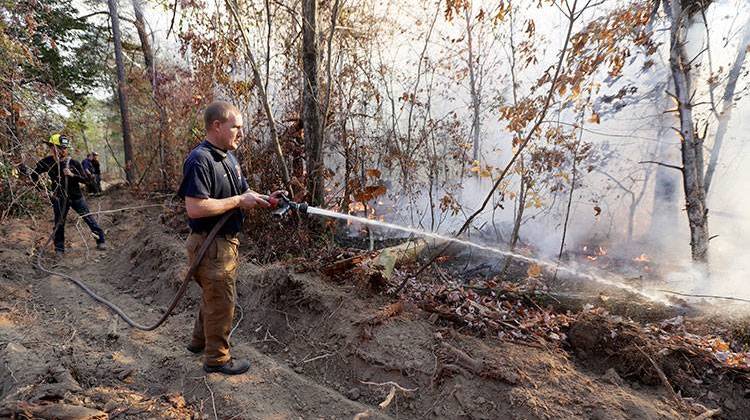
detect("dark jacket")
[31,156,89,200]
[82,158,93,175]
[91,159,101,175]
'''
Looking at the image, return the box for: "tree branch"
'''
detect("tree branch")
[77,11,136,25]
[638,160,683,171]
[166,0,178,39]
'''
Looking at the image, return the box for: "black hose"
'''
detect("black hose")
[35,201,231,331]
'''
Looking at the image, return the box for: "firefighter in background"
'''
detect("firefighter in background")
[90,151,102,194]
[30,134,107,255]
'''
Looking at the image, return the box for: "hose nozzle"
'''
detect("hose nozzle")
[268,195,308,219]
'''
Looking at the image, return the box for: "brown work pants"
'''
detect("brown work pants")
[186,232,240,366]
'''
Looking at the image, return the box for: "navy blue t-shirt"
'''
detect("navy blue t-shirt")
[177,140,249,234]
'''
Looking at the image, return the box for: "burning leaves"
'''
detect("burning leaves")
[573,244,653,275]
[583,245,608,261]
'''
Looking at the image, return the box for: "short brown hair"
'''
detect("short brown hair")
[204,101,239,129]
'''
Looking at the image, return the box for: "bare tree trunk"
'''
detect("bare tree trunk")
[501,173,527,274]
[1,87,20,153]
[78,124,91,154]
[108,0,136,184]
[131,0,153,75]
[667,0,709,263]
[302,0,324,206]
[131,0,168,190]
[501,4,525,274]
[509,178,526,252]
[558,123,583,261]
[341,118,352,214]
[464,6,481,162]
[264,0,272,92]
[703,19,750,195]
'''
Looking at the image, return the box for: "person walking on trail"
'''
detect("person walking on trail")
[178,101,284,375]
[81,153,96,194]
[90,151,102,195]
[82,152,102,195]
[30,134,107,255]
[82,153,93,176]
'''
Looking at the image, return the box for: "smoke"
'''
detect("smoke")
[337,0,750,306]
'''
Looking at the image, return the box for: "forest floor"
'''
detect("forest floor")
[1,190,749,419]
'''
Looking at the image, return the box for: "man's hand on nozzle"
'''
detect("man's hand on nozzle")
[238,192,270,210]
[62,168,75,177]
[270,190,288,200]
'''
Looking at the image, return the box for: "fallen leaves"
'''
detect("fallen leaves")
[413,280,571,343]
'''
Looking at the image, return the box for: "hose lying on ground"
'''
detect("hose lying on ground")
[35,207,231,331]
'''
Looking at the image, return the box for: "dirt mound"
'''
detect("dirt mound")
[105,221,198,311]
[569,311,750,416]
[230,263,688,419]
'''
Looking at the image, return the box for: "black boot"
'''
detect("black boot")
[203,359,251,375]
[186,344,204,354]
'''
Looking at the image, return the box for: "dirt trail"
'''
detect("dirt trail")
[0,192,740,419]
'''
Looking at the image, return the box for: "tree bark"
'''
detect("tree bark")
[108,0,136,184]
[131,0,168,190]
[464,6,482,162]
[302,0,324,206]
[131,0,154,76]
[667,0,709,263]
[501,172,527,274]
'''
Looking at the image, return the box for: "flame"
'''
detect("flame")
[582,245,607,261]
[633,253,650,263]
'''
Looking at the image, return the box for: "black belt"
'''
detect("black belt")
[190,231,239,240]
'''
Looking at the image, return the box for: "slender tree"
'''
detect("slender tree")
[107,0,136,183]
[302,0,324,206]
[664,0,710,263]
[131,0,168,190]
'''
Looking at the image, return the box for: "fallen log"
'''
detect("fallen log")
[322,239,432,285]
[0,401,107,420]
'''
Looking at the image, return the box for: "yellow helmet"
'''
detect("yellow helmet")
[47,133,70,148]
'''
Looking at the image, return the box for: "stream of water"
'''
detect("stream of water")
[306,206,669,304]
